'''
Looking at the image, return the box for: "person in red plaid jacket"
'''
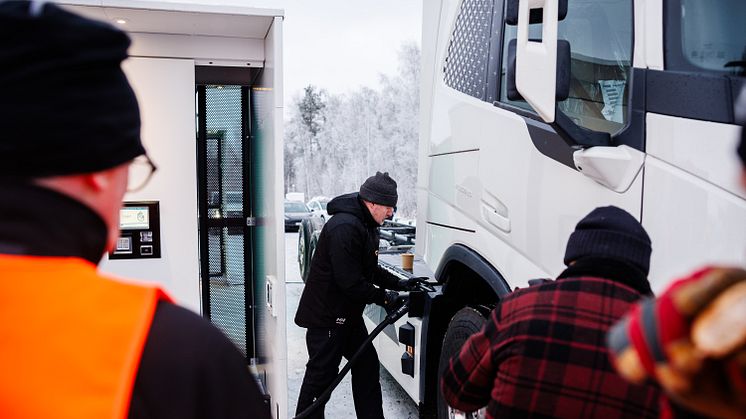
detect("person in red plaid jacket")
[441,206,661,418]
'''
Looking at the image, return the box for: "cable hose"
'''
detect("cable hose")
[293,301,410,419]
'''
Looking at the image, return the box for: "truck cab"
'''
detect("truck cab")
[368,1,746,417]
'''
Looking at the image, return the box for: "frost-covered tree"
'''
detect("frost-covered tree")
[284,43,420,218]
[285,85,328,197]
[373,42,420,218]
[299,85,326,140]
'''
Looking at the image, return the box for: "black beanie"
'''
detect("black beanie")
[564,206,652,275]
[0,1,144,178]
[736,86,746,168]
[359,171,398,207]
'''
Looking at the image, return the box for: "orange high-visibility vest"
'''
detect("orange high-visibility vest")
[0,254,170,419]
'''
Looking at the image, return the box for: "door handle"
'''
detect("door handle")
[481,203,511,233]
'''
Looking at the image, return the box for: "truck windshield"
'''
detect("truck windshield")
[670,0,746,75]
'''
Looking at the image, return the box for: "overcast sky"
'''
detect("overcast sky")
[161,0,423,110]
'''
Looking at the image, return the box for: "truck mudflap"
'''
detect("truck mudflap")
[364,253,440,404]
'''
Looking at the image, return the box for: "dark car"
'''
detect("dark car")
[206,191,244,220]
[285,200,311,232]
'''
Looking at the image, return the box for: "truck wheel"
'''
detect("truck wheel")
[437,307,488,419]
[297,221,312,282]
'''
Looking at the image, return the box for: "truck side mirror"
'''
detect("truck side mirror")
[507,38,569,102]
[512,0,562,122]
[507,0,611,148]
[506,0,567,25]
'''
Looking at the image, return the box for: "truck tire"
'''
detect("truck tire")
[297,220,312,282]
[437,307,488,419]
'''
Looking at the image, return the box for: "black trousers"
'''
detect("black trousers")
[295,317,384,419]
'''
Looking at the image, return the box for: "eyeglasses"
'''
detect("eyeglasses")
[127,154,158,192]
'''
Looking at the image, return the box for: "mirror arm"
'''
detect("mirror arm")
[550,107,611,148]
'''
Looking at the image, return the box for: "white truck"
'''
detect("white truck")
[58,1,288,417]
[366,0,746,418]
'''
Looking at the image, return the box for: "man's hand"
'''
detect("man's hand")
[396,278,419,291]
[395,276,430,291]
[383,290,407,314]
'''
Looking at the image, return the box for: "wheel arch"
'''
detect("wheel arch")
[419,244,510,416]
[435,244,510,297]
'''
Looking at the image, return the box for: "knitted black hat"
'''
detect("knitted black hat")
[0,0,144,178]
[564,206,652,275]
[737,87,746,168]
[359,171,398,207]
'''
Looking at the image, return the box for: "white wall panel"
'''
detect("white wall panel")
[100,57,201,313]
[254,16,288,419]
[129,33,265,65]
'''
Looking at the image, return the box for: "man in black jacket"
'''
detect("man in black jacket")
[295,172,410,419]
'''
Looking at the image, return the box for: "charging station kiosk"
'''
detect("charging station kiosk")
[57,1,288,417]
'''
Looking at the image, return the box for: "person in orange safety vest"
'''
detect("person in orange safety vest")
[0,2,269,418]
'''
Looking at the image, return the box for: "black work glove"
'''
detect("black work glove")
[396,278,419,291]
[396,276,428,291]
[382,290,407,314]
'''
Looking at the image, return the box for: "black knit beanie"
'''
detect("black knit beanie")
[564,206,652,275]
[359,172,398,207]
[736,86,746,168]
[0,0,144,178]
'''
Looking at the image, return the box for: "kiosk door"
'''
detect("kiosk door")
[196,83,255,359]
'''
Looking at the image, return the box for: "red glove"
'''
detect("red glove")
[607,267,746,418]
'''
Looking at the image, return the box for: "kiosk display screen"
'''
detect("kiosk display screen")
[110,200,160,260]
[120,206,150,230]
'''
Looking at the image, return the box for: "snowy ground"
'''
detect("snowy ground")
[284,231,419,418]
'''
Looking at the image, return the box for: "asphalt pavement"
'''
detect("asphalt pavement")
[284,231,419,418]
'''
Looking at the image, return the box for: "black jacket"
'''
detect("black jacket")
[0,183,269,419]
[295,192,398,328]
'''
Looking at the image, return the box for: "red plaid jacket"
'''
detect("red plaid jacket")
[441,276,660,418]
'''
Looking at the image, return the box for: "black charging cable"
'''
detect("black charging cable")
[293,300,410,419]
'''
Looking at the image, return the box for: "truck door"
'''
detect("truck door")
[640,0,746,284]
[427,0,642,281]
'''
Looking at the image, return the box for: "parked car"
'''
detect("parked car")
[284,200,311,232]
[297,215,325,282]
[285,191,305,203]
[206,191,243,219]
[306,196,331,221]
[297,215,415,282]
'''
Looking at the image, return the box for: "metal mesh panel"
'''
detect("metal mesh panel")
[206,134,222,220]
[443,0,495,100]
[206,85,244,219]
[208,226,247,355]
[250,87,268,364]
[207,223,224,277]
[202,85,249,356]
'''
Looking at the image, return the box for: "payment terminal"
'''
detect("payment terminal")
[109,201,161,259]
